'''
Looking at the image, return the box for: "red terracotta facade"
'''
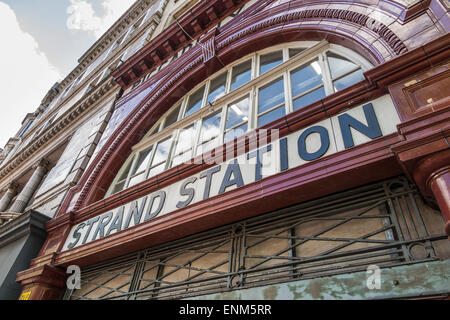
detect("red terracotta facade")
[15,0,450,300]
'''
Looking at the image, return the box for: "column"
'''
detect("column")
[413,150,450,238]
[9,159,49,213]
[429,167,450,237]
[0,182,18,212]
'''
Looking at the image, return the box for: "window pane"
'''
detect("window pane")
[226,96,249,130]
[290,60,323,97]
[117,159,133,182]
[230,60,252,91]
[333,69,364,91]
[260,51,283,75]
[199,112,221,143]
[289,48,305,58]
[128,173,145,187]
[175,125,196,155]
[162,105,181,129]
[258,78,285,114]
[172,151,192,167]
[152,138,173,165]
[184,86,205,118]
[207,72,227,103]
[112,181,125,194]
[224,123,248,143]
[131,147,152,176]
[327,52,359,79]
[196,137,219,156]
[148,162,165,178]
[293,87,326,111]
[258,106,285,127]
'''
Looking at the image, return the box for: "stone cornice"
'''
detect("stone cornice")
[0,78,119,182]
[54,0,160,96]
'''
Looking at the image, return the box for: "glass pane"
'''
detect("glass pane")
[196,137,219,156]
[289,48,305,58]
[290,59,323,98]
[226,96,249,129]
[258,106,285,127]
[230,60,252,91]
[162,105,181,129]
[111,181,125,194]
[327,52,359,79]
[293,87,326,111]
[260,51,283,75]
[148,162,165,178]
[128,173,145,187]
[199,112,221,143]
[258,78,285,114]
[207,72,227,103]
[333,69,364,91]
[152,137,173,165]
[171,151,192,167]
[175,124,196,155]
[117,159,133,182]
[184,85,205,118]
[224,123,248,143]
[131,147,152,176]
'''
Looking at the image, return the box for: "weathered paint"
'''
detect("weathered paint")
[186,261,450,300]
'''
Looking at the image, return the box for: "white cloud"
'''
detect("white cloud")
[0,2,61,148]
[67,0,136,39]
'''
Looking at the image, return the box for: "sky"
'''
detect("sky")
[0,0,136,148]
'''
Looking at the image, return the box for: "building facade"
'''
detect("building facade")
[0,0,448,300]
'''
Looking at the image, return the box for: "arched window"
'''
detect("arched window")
[106,41,372,197]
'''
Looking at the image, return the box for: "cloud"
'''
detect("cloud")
[0,2,61,147]
[67,0,136,39]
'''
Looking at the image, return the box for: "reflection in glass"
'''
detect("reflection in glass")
[333,69,364,91]
[258,78,285,114]
[226,96,249,129]
[224,123,248,143]
[258,106,285,127]
[184,86,205,118]
[171,124,196,167]
[131,148,152,176]
[260,51,283,75]
[150,137,173,175]
[327,52,359,79]
[230,60,252,91]
[197,112,221,155]
[162,105,181,130]
[199,112,221,143]
[289,48,305,58]
[293,87,326,111]
[290,59,323,97]
[207,73,227,103]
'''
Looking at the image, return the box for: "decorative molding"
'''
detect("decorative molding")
[0,79,118,181]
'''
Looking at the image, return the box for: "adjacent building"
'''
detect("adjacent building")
[0,0,448,300]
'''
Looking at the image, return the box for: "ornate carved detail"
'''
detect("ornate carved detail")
[73,56,204,210]
[216,8,407,55]
[70,3,409,211]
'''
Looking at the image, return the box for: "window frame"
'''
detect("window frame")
[105,40,372,197]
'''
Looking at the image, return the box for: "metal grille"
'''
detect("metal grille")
[64,177,450,300]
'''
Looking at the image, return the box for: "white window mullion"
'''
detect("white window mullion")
[320,52,334,96]
[283,71,292,115]
[218,106,227,146]
[124,154,139,188]
[250,86,258,130]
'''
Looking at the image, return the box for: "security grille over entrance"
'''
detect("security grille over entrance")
[64,177,450,300]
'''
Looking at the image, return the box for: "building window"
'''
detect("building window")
[105,41,372,197]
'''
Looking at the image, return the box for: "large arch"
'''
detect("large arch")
[59,0,409,215]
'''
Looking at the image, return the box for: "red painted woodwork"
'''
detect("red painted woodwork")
[14,0,450,300]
